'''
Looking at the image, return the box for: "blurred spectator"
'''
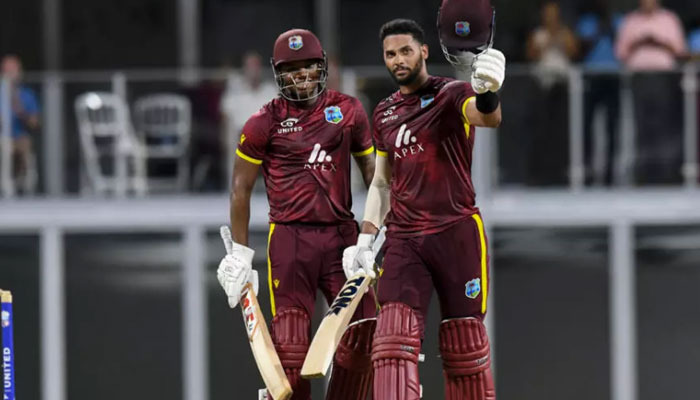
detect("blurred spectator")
[0,55,40,195]
[616,0,686,71]
[220,51,277,187]
[527,1,578,88]
[576,0,623,185]
[616,0,687,184]
[525,2,578,185]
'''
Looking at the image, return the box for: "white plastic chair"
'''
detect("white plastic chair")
[75,92,147,196]
[133,94,191,191]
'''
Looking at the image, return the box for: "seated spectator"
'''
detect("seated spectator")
[616,0,687,184]
[0,55,40,195]
[576,0,623,185]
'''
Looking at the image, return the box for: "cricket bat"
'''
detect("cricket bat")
[240,283,292,400]
[221,227,292,400]
[301,227,386,378]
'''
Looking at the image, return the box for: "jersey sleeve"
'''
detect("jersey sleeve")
[370,109,388,158]
[445,81,477,125]
[236,112,270,165]
[350,98,374,157]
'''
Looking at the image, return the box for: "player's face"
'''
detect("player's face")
[383,34,428,86]
[277,59,323,100]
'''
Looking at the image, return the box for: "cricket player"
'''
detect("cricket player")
[216,29,378,400]
[342,0,506,398]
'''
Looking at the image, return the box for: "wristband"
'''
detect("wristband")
[476,91,500,114]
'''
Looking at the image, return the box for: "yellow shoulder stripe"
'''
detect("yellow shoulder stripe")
[236,148,263,165]
[461,96,476,126]
[352,146,375,157]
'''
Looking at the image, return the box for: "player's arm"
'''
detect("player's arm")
[350,98,377,188]
[464,95,501,128]
[229,155,260,246]
[353,153,376,188]
[464,47,506,129]
[359,154,392,235]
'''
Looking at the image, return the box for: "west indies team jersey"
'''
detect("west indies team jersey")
[237,90,374,224]
[372,76,479,237]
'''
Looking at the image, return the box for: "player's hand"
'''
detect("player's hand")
[217,226,259,309]
[342,233,377,280]
[471,48,506,94]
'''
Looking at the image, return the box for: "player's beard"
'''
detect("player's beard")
[389,59,423,86]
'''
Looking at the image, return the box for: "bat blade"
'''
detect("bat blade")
[301,227,386,379]
[240,284,293,400]
[301,274,373,378]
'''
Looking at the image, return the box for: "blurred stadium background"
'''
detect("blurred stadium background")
[1,0,700,399]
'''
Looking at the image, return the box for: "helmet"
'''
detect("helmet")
[270,29,328,101]
[437,0,496,68]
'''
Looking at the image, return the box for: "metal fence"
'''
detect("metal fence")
[1,64,699,197]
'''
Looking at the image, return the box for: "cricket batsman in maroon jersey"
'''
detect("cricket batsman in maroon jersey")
[215,29,378,400]
[342,1,506,399]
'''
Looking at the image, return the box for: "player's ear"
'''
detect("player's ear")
[421,44,429,60]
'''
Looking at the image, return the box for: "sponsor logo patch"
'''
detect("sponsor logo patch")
[465,278,481,299]
[326,276,366,316]
[324,106,343,124]
[278,117,303,134]
[455,21,471,37]
[393,123,425,160]
[239,134,246,144]
[305,143,337,172]
[241,291,259,339]
[288,35,303,50]
[420,95,435,108]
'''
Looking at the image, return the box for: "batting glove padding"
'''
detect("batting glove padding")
[217,226,258,308]
[342,233,377,280]
[470,48,506,94]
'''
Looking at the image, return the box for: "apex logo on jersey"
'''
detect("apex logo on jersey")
[420,95,435,108]
[324,106,343,124]
[455,21,471,37]
[305,143,337,172]
[465,278,481,299]
[288,35,303,50]
[393,124,425,160]
[278,117,303,134]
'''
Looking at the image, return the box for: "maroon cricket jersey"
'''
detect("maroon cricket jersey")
[372,76,478,237]
[237,90,374,224]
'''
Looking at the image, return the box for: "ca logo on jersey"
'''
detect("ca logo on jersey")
[324,106,343,124]
[465,278,481,299]
[393,124,425,160]
[304,143,337,172]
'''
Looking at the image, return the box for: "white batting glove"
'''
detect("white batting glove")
[470,48,506,94]
[342,233,377,280]
[217,226,259,309]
